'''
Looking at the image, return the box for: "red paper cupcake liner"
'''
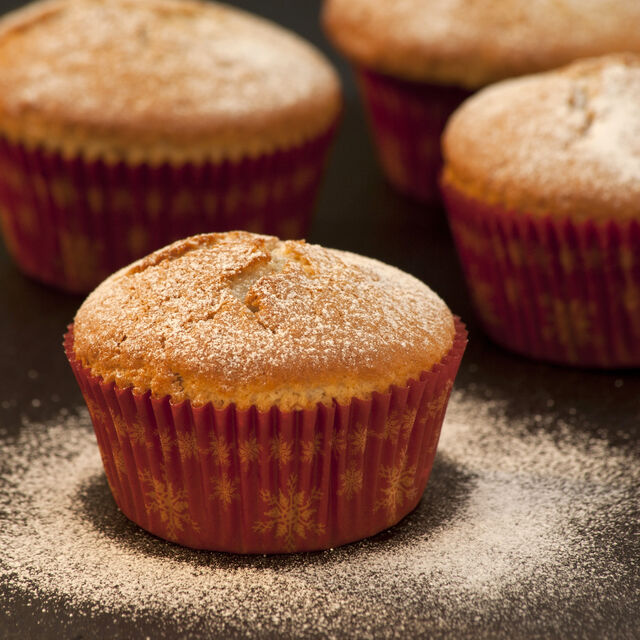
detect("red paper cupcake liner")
[0,125,337,293]
[357,68,470,203]
[64,319,467,554]
[442,182,640,367]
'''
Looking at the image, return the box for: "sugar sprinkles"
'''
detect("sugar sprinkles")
[1,391,638,638]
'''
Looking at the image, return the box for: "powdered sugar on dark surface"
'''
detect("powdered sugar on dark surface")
[1,389,638,639]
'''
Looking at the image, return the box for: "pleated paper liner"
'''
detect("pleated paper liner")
[0,125,337,294]
[442,182,640,367]
[64,319,467,554]
[357,68,470,203]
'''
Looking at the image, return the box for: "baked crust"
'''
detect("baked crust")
[323,0,640,88]
[442,54,640,221]
[0,0,341,163]
[72,231,455,411]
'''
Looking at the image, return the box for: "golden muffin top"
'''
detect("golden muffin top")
[0,0,341,163]
[323,0,640,88]
[72,231,455,411]
[442,55,640,221]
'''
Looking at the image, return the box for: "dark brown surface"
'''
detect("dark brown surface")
[0,1,639,639]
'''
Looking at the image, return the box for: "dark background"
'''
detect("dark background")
[0,1,638,639]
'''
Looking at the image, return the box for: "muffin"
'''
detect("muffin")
[323,0,640,203]
[0,0,341,292]
[441,54,640,367]
[64,231,466,553]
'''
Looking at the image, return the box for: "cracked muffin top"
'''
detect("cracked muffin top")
[442,54,640,221]
[323,0,640,88]
[0,0,340,163]
[72,231,455,411]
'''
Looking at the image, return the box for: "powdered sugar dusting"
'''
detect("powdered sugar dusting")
[73,232,454,410]
[444,54,640,219]
[0,0,340,160]
[573,62,640,185]
[1,390,638,637]
[325,0,640,86]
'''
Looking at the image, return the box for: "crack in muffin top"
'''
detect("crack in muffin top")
[72,231,455,411]
[442,54,640,220]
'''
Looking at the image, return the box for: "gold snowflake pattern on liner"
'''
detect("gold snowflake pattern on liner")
[111,441,127,477]
[491,238,507,264]
[565,300,597,348]
[623,282,640,314]
[50,177,75,209]
[207,434,233,468]
[451,222,486,257]
[401,408,418,440]
[375,462,418,524]
[337,466,364,500]
[270,175,287,202]
[253,474,324,552]
[30,174,49,206]
[210,474,238,509]
[269,436,293,466]
[238,436,262,467]
[127,420,148,447]
[424,382,453,422]
[424,421,444,457]
[173,191,195,218]
[59,231,100,290]
[291,166,317,194]
[347,424,368,456]
[506,239,523,268]
[145,190,163,220]
[224,186,242,215]
[84,397,102,423]
[300,434,323,463]
[86,185,104,214]
[248,181,269,209]
[471,280,501,328]
[158,429,175,454]
[620,246,634,271]
[541,298,595,350]
[176,430,199,462]
[329,429,347,457]
[110,412,148,447]
[127,226,148,257]
[111,412,127,437]
[373,407,417,444]
[559,247,575,273]
[201,192,218,218]
[112,188,133,213]
[139,469,195,540]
